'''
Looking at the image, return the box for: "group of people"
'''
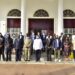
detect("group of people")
[28,31,72,62]
[0,31,75,62]
[0,32,24,61]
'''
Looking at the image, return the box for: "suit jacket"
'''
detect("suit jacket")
[5,37,13,50]
[23,37,32,50]
[14,38,21,49]
[46,38,53,48]
[19,35,24,49]
[41,35,46,46]
[0,36,5,48]
[52,38,60,49]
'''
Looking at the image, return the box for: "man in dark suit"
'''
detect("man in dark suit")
[14,32,24,61]
[46,34,53,61]
[19,32,24,60]
[5,33,13,61]
[52,35,61,62]
[41,32,46,52]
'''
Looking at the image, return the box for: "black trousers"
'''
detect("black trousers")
[0,47,5,61]
[6,48,12,61]
[35,50,41,61]
[16,49,22,61]
[47,48,52,61]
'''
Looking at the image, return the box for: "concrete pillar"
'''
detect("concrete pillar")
[0,21,7,35]
[21,0,26,35]
[57,0,64,35]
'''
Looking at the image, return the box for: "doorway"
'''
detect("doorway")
[28,18,54,35]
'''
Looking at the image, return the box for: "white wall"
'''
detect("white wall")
[0,0,21,34]
[64,0,75,12]
[0,0,75,20]
[26,0,75,34]
[0,0,21,20]
[26,0,58,33]
[0,0,75,34]
[27,0,57,18]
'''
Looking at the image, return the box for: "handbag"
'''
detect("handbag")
[69,51,74,59]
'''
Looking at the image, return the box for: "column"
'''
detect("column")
[57,0,63,35]
[0,21,6,35]
[21,0,26,35]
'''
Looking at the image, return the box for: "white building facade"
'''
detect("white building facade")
[0,0,75,36]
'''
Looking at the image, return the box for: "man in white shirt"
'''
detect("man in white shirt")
[33,35,43,61]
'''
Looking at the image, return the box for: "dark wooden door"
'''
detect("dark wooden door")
[7,18,21,28]
[64,19,75,28]
[7,18,21,37]
[28,18,54,34]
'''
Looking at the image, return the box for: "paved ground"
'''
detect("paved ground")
[0,52,75,75]
[0,63,75,75]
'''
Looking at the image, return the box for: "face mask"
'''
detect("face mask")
[50,36,52,39]
[20,34,22,36]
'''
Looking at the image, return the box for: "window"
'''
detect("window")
[33,9,49,17]
[7,9,21,38]
[64,28,75,34]
[63,9,75,17]
[7,9,21,16]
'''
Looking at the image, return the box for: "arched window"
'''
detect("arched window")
[33,9,49,17]
[63,9,75,17]
[7,9,21,16]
